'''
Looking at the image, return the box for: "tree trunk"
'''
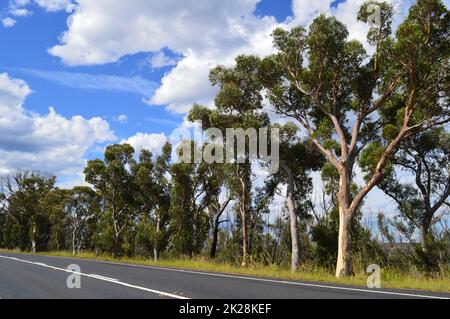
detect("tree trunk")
[419,217,434,273]
[31,223,37,253]
[210,215,220,259]
[419,225,427,253]
[335,171,353,278]
[153,218,160,262]
[238,164,250,267]
[241,204,249,267]
[336,205,352,277]
[112,234,119,258]
[285,166,299,273]
[419,219,431,254]
[72,230,76,255]
[248,213,255,255]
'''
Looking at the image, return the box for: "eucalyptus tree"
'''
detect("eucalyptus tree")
[0,185,7,247]
[1,172,56,252]
[208,195,232,259]
[207,164,233,259]
[261,0,449,277]
[376,129,450,253]
[265,123,324,272]
[134,142,172,261]
[188,55,270,266]
[84,144,138,256]
[170,142,227,256]
[149,142,173,260]
[66,186,100,255]
[44,188,70,251]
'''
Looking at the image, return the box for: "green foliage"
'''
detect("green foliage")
[357,1,394,45]
[170,143,228,256]
[1,172,56,251]
[359,141,394,181]
[66,186,101,253]
[311,221,339,269]
[84,144,138,256]
[377,128,450,269]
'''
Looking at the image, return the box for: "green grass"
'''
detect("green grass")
[1,249,449,293]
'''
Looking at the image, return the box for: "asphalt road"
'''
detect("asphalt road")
[0,252,448,299]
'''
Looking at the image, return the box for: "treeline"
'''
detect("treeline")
[0,0,449,278]
[0,134,448,275]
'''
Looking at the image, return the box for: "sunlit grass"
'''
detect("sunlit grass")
[1,249,448,293]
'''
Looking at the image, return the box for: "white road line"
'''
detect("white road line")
[101,263,450,299]
[3,253,449,299]
[63,256,450,300]
[88,274,120,282]
[0,255,189,300]
[34,262,48,267]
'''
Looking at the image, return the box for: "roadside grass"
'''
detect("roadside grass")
[1,249,448,293]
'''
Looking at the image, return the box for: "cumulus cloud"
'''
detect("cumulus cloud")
[48,0,261,65]
[42,0,416,114]
[44,0,280,113]
[0,73,116,179]
[121,132,167,156]
[291,0,334,25]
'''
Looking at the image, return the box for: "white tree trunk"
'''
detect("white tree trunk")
[336,205,352,278]
[72,230,76,255]
[153,218,160,262]
[31,224,37,253]
[284,166,299,272]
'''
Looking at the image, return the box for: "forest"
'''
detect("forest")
[0,0,449,280]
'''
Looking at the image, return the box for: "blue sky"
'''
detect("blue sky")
[0,0,346,144]
[0,5,180,140]
[0,0,308,184]
[0,0,432,219]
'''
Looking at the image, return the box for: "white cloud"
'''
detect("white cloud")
[148,15,279,113]
[121,132,167,156]
[33,0,75,12]
[0,73,116,180]
[291,0,415,52]
[9,0,75,12]
[146,51,178,69]
[48,0,261,65]
[13,68,157,97]
[44,0,415,114]
[10,0,31,6]
[115,114,128,124]
[2,17,17,28]
[148,50,219,113]
[3,0,75,28]
[0,73,31,109]
[291,0,334,25]
[45,0,281,113]
[9,8,32,17]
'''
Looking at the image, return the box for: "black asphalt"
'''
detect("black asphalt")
[0,252,448,299]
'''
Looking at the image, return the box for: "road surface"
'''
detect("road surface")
[0,252,448,299]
